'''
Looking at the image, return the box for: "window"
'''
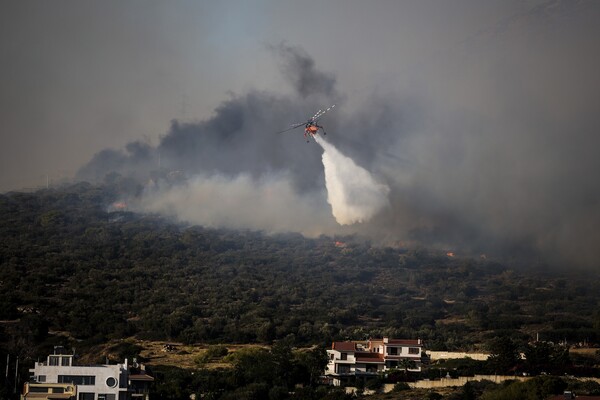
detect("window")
[49,356,60,366]
[408,347,420,355]
[59,376,96,385]
[340,353,347,360]
[106,377,117,388]
[37,375,46,383]
[52,388,65,394]
[30,386,51,393]
[387,347,398,355]
[61,357,71,366]
[336,365,351,374]
[79,393,94,400]
[98,394,116,400]
[366,365,378,373]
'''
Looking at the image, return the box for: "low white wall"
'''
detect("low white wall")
[344,375,600,393]
[408,375,528,389]
[427,351,490,361]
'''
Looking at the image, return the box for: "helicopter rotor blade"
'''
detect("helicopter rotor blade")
[277,105,335,134]
[276,123,304,134]
[312,104,335,122]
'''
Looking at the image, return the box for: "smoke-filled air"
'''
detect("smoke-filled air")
[3,1,600,269]
[315,136,389,225]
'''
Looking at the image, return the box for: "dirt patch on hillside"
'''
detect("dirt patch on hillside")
[88,339,268,369]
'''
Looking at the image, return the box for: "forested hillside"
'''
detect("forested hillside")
[1,183,600,358]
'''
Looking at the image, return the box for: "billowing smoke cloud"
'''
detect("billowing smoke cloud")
[78,44,349,237]
[76,1,600,268]
[140,173,339,236]
[272,43,337,99]
[315,136,389,225]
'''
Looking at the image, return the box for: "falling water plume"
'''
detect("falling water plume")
[315,135,389,225]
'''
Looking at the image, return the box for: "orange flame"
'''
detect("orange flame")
[113,201,127,210]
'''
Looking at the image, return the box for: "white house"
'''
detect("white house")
[325,337,423,385]
[24,347,153,400]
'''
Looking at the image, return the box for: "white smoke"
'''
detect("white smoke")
[315,135,390,225]
[139,173,340,236]
[137,137,390,234]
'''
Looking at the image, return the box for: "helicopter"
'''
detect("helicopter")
[277,105,335,142]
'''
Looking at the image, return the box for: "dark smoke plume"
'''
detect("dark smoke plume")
[79,1,600,269]
[272,43,337,99]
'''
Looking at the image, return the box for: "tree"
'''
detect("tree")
[461,382,477,400]
[524,341,569,374]
[398,358,417,374]
[480,376,567,400]
[486,336,521,374]
[227,347,274,387]
[294,346,329,387]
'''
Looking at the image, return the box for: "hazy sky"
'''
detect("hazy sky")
[2,0,599,267]
[1,0,539,190]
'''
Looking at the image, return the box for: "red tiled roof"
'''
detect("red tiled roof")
[355,352,384,363]
[384,355,421,359]
[332,342,356,351]
[386,339,422,346]
[332,338,422,352]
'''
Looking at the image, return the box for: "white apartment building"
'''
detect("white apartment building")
[325,337,424,385]
[24,347,153,400]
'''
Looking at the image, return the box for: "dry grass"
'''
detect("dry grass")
[111,339,268,369]
[570,347,600,356]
